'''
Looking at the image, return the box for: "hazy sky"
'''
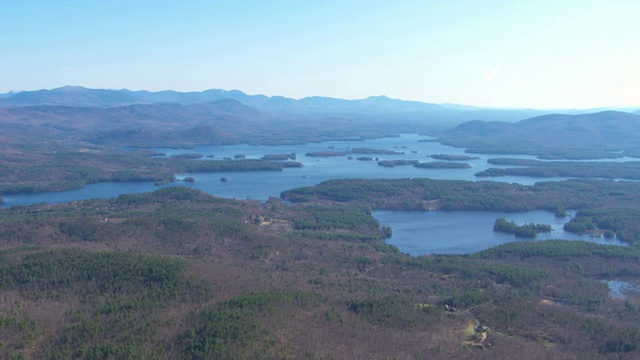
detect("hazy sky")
[2,0,639,108]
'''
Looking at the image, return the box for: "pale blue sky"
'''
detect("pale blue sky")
[2,0,639,108]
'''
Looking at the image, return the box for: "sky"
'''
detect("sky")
[1,0,639,109]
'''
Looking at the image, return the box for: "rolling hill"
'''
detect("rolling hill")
[438,111,640,159]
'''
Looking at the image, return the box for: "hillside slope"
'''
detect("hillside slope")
[439,111,640,159]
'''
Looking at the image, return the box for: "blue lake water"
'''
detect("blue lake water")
[373,210,627,255]
[0,134,631,254]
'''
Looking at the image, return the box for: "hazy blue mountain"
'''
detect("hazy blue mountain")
[0,91,14,99]
[439,111,640,158]
[0,86,626,126]
[1,86,638,150]
[121,88,261,105]
[445,111,640,143]
[0,86,142,107]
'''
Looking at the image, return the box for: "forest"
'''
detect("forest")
[476,158,640,180]
[2,186,640,358]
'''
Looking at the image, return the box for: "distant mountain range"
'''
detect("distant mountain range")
[0,86,447,111]
[0,85,605,122]
[1,86,639,150]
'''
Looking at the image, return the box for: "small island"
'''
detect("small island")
[305,151,351,157]
[306,148,404,157]
[351,148,404,155]
[261,153,297,161]
[171,153,204,159]
[493,218,552,238]
[429,154,479,161]
[377,160,420,168]
[414,161,471,169]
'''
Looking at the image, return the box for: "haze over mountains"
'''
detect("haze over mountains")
[1,86,639,152]
[0,85,607,120]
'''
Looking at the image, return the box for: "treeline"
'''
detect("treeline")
[476,158,640,180]
[565,208,640,246]
[281,178,640,212]
[437,135,627,160]
[475,240,640,261]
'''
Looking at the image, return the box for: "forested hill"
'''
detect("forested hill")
[438,111,640,159]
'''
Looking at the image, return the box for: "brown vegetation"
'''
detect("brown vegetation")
[1,187,640,358]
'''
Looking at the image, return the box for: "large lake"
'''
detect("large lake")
[0,134,631,254]
[2,134,557,207]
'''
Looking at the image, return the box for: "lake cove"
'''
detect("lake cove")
[373,210,628,255]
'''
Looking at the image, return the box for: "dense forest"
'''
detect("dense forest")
[1,187,640,358]
[476,158,640,180]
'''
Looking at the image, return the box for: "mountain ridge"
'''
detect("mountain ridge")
[0,86,620,120]
[439,110,640,158]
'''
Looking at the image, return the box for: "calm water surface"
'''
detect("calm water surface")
[2,134,558,207]
[373,210,627,255]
